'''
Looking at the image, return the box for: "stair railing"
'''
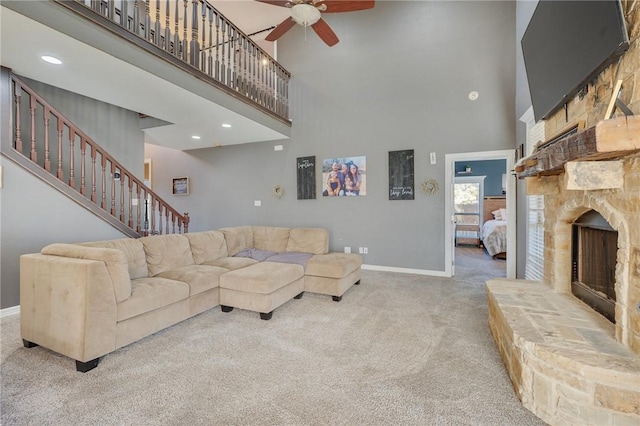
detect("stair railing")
[8,72,189,237]
[60,0,291,122]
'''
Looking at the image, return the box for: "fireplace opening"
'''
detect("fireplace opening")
[571,210,617,323]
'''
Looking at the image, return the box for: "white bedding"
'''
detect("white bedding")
[482,219,507,256]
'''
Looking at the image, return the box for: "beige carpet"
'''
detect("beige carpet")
[1,250,544,425]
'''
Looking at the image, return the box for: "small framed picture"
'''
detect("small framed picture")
[172,177,189,195]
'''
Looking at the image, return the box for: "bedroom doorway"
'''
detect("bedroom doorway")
[444,150,515,279]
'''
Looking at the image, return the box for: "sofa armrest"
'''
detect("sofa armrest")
[42,243,132,302]
[20,253,118,363]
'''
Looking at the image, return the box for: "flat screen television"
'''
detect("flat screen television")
[522,0,629,122]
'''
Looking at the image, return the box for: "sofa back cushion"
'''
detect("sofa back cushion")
[42,243,132,303]
[140,234,194,276]
[286,228,329,255]
[252,226,290,252]
[219,226,254,256]
[185,231,228,264]
[81,238,148,280]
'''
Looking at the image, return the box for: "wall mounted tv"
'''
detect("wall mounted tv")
[522,0,629,122]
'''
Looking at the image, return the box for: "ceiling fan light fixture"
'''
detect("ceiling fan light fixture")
[291,4,321,27]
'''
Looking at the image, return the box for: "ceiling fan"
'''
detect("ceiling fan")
[256,0,375,47]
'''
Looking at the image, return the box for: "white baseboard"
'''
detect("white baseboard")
[362,264,450,277]
[1,305,20,318]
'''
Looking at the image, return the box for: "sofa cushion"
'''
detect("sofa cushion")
[286,228,329,255]
[185,231,228,264]
[155,265,227,297]
[140,234,194,276]
[252,226,290,252]
[265,252,314,268]
[42,243,132,303]
[305,253,362,278]
[201,257,259,270]
[81,238,148,280]
[219,226,254,256]
[117,277,189,322]
[220,262,304,294]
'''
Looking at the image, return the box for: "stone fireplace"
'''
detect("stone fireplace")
[485,119,640,425]
[535,153,640,352]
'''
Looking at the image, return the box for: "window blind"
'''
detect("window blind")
[524,120,545,281]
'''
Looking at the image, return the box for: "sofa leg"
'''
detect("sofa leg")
[76,358,100,373]
[294,292,304,299]
[221,305,234,313]
[260,311,273,320]
[23,339,39,348]
[354,280,361,285]
[332,295,342,302]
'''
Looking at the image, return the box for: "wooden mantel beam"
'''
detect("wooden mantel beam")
[516,115,640,179]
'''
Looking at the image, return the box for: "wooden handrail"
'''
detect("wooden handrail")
[10,73,189,236]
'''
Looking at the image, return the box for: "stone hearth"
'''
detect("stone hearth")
[486,279,640,425]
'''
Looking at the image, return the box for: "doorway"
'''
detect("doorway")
[444,150,515,278]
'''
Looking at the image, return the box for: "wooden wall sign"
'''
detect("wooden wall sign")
[388,149,414,200]
[296,156,316,200]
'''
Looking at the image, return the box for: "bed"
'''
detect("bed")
[482,197,507,259]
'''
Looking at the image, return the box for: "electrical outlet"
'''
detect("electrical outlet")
[344,246,351,254]
[132,198,139,206]
[363,247,368,254]
[358,247,363,254]
[254,200,261,207]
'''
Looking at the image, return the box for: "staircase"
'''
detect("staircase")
[2,70,189,237]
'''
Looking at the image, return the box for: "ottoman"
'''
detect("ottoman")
[305,253,362,301]
[219,262,305,320]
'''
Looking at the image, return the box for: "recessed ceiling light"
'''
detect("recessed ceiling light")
[41,55,62,65]
[191,135,201,139]
[222,123,231,128]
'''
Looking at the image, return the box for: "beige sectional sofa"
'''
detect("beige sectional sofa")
[19,226,362,372]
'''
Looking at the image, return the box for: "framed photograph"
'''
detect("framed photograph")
[322,156,366,197]
[172,177,189,195]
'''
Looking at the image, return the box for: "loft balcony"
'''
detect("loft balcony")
[0,0,292,151]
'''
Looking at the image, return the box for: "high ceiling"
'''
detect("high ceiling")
[0,1,292,151]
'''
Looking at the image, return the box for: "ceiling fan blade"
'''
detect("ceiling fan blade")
[265,17,297,41]
[254,0,292,7]
[311,18,339,46]
[320,0,375,13]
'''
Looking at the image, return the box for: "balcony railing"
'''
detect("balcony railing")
[64,0,290,122]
